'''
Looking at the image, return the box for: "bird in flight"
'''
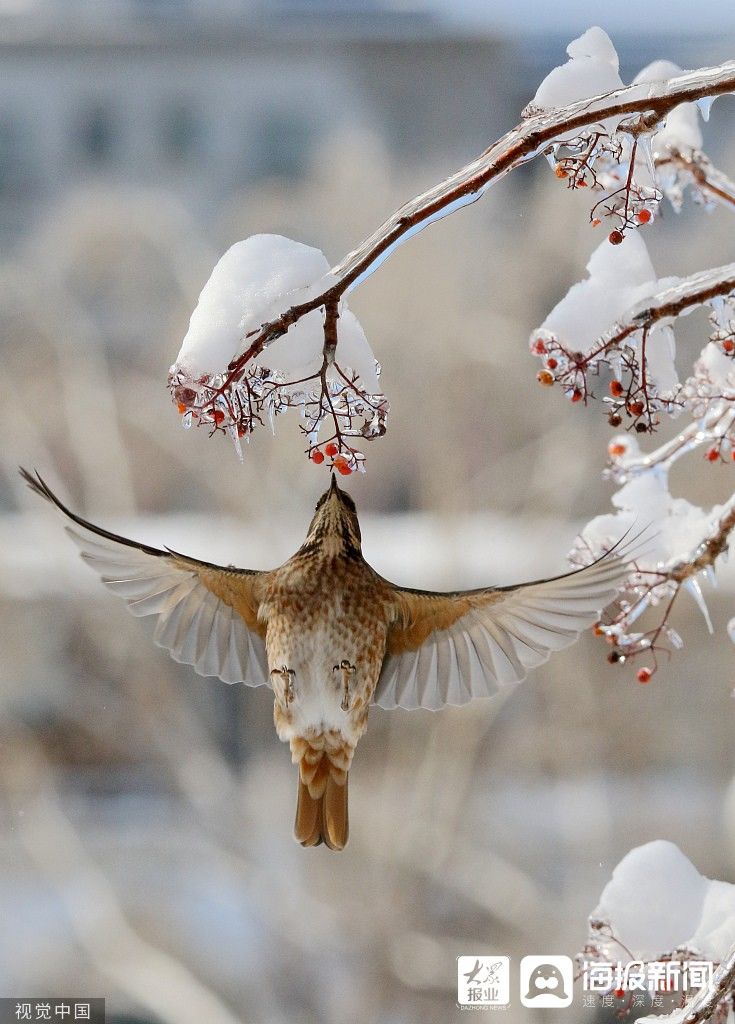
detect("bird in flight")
[22,468,632,852]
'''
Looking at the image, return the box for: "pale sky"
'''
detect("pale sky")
[393,0,735,34]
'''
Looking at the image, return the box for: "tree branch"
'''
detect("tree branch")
[225,61,735,383]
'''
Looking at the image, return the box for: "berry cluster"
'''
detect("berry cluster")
[169,361,388,470]
[530,332,675,433]
[548,129,662,244]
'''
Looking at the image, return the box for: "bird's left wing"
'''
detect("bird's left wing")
[374,548,631,710]
[21,469,271,688]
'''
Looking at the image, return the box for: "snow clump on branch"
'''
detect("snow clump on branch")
[169,234,387,472]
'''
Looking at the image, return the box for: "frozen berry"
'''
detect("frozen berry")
[532,338,547,355]
[610,379,624,398]
[537,370,554,387]
[637,667,652,684]
[546,357,558,370]
[723,339,734,353]
[608,413,622,427]
[311,449,325,465]
[334,456,352,476]
[212,409,225,426]
[177,402,187,414]
[614,988,625,999]
[591,218,602,227]
[554,164,568,179]
[571,388,583,403]
[174,385,197,405]
[636,209,652,224]
[325,442,339,457]
[706,447,719,462]
[608,442,627,457]
[609,229,624,245]
[628,401,644,416]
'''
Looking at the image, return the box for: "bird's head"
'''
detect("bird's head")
[304,474,362,555]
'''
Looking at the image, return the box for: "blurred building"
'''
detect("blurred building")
[0,1,522,237]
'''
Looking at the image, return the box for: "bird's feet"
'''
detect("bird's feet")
[333,660,357,712]
[271,665,296,707]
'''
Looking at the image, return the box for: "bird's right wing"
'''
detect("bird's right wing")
[374,544,634,711]
[21,469,271,688]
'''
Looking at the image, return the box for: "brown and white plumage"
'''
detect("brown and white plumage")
[22,468,634,851]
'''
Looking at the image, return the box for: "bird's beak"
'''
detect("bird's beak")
[327,472,340,499]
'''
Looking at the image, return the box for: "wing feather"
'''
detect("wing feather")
[22,469,271,689]
[375,543,632,710]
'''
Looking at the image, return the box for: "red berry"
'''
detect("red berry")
[628,401,644,417]
[706,447,719,462]
[554,164,568,179]
[532,339,547,355]
[577,178,588,187]
[325,442,339,457]
[609,229,624,245]
[571,388,583,403]
[334,456,352,476]
[723,339,734,353]
[614,988,625,999]
[608,442,626,457]
[237,425,247,438]
[174,385,197,405]
[546,357,558,370]
[636,209,652,224]
[177,402,187,414]
[212,409,225,426]
[637,667,652,684]
[591,218,602,227]
[537,370,554,387]
[610,379,624,398]
[311,449,325,464]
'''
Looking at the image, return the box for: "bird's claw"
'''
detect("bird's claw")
[271,665,296,707]
[333,660,356,712]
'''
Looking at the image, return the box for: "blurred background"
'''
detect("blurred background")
[1,1,734,1021]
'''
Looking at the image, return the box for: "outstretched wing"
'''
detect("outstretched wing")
[21,469,270,688]
[375,547,631,710]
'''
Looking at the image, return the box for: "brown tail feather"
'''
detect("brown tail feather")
[295,779,324,847]
[294,772,349,850]
[323,774,349,850]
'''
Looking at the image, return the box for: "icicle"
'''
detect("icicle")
[685,576,714,633]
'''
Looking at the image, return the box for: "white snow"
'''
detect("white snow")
[173,234,379,390]
[634,61,703,156]
[594,840,735,961]
[582,470,711,568]
[695,341,735,391]
[531,27,624,114]
[542,233,679,397]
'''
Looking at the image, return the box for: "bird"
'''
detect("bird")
[21,467,633,851]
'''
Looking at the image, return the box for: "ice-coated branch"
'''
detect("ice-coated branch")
[656,149,735,212]
[675,945,735,1024]
[170,33,735,471]
[226,61,735,379]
